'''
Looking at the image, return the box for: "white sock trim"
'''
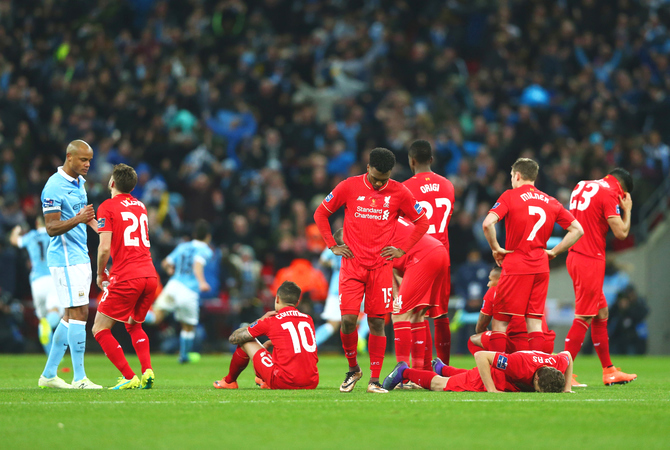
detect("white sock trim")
[180,330,196,339]
[69,319,87,326]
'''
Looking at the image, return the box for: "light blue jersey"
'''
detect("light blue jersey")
[18,228,52,282]
[320,248,341,299]
[41,167,90,267]
[166,240,213,294]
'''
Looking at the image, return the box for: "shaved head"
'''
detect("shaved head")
[66,140,92,156]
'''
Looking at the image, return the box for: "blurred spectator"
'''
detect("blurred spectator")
[609,286,649,355]
[603,257,631,306]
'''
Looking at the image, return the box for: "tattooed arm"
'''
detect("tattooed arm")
[229,327,254,346]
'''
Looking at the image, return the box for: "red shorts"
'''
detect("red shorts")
[427,265,450,318]
[444,367,506,392]
[339,259,392,318]
[480,330,529,353]
[252,350,318,390]
[98,276,158,323]
[393,249,447,315]
[567,252,607,316]
[493,272,549,320]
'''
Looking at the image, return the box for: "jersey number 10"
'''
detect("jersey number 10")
[281,321,317,354]
[121,212,150,247]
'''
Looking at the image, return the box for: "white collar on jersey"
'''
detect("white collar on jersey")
[57,166,86,185]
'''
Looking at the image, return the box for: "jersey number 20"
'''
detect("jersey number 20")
[121,212,150,247]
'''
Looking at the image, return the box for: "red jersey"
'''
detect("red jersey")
[320,174,425,268]
[403,173,454,262]
[490,185,575,275]
[493,351,570,392]
[568,175,623,260]
[248,307,319,388]
[97,193,156,281]
[391,217,444,274]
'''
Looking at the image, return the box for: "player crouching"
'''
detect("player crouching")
[214,281,319,390]
[383,350,573,393]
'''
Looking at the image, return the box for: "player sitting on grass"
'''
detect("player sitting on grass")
[468,267,556,355]
[213,281,319,390]
[383,350,573,393]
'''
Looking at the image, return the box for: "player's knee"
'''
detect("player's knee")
[368,317,385,335]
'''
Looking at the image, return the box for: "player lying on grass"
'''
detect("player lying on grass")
[213,281,319,390]
[383,350,573,393]
[468,267,555,356]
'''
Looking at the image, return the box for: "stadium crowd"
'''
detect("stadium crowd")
[0,0,665,351]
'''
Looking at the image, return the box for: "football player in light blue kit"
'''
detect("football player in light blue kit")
[38,140,102,389]
[10,217,62,354]
[152,220,213,363]
[315,228,370,348]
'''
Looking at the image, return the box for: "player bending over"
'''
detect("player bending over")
[383,350,573,393]
[468,267,555,355]
[213,281,319,390]
[92,164,158,390]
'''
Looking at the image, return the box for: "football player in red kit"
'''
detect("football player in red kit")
[482,158,583,354]
[564,168,637,386]
[384,350,573,393]
[314,148,429,393]
[213,281,319,390]
[402,140,455,366]
[468,267,555,356]
[92,164,158,390]
[390,218,448,370]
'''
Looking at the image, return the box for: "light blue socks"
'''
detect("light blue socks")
[42,320,69,378]
[68,320,87,382]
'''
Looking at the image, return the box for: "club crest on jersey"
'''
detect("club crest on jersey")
[97,218,106,228]
[325,193,333,202]
[496,354,508,370]
[384,196,391,208]
[616,205,621,214]
[492,202,500,209]
[414,202,423,214]
[371,198,377,206]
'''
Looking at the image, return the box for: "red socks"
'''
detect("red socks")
[403,368,436,390]
[368,334,386,379]
[423,322,433,371]
[441,365,468,377]
[591,318,613,368]
[393,321,411,364]
[433,317,451,364]
[95,329,135,379]
[488,331,507,352]
[225,347,250,383]
[410,322,425,369]
[467,339,482,356]
[125,322,152,373]
[528,331,545,351]
[341,330,359,369]
[564,318,589,360]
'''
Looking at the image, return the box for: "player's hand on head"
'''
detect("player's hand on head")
[619,193,632,212]
[331,244,354,259]
[380,246,405,261]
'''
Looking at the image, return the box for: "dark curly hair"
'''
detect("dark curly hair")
[369,147,396,173]
[408,140,433,164]
[536,366,565,393]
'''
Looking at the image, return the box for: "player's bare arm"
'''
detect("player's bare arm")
[44,205,95,237]
[161,258,175,276]
[475,312,492,334]
[607,193,632,240]
[96,231,112,289]
[482,212,513,266]
[229,327,254,346]
[544,219,584,260]
[193,260,211,292]
[475,351,501,393]
[381,245,405,260]
[561,351,574,393]
[9,225,21,247]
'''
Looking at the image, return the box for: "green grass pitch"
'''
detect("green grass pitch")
[0,353,667,449]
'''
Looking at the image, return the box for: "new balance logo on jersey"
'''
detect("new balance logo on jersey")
[357,196,366,201]
[383,196,391,208]
[136,339,146,344]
